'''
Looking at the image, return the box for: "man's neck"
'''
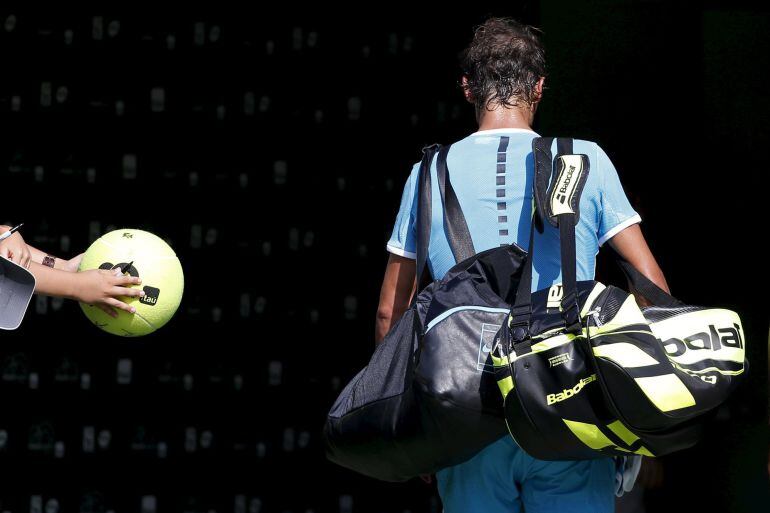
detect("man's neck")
[475,104,534,132]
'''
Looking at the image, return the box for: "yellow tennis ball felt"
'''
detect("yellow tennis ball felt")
[78,229,184,336]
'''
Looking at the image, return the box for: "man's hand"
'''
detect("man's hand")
[0,225,32,268]
[636,457,664,490]
[72,269,145,318]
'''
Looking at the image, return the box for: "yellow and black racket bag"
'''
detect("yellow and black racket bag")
[491,137,747,460]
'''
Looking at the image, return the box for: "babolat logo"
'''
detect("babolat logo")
[556,165,576,204]
[663,323,743,357]
[551,155,583,215]
[546,374,596,405]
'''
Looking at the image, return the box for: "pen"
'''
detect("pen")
[114,261,134,276]
[0,223,24,242]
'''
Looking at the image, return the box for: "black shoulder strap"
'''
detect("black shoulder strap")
[436,145,475,264]
[508,137,590,352]
[552,138,589,332]
[414,144,440,299]
[507,137,554,351]
[533,136,554,232]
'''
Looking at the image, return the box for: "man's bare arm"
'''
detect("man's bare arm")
[375,254,417,345]
[607,224,670,306]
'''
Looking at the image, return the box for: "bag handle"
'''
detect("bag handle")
[615,258,684,308]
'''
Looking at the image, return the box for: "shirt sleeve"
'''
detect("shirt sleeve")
[386,162,421,259]
[596,144,642,246]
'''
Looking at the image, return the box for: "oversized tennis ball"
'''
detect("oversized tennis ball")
[78,229,184,336]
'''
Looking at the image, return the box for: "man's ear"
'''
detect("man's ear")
[461,75,473,103]
[533,77,545,104]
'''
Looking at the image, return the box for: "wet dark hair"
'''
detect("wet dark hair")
[459,17,546,111]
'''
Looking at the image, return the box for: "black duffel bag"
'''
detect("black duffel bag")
[324,144,524,482]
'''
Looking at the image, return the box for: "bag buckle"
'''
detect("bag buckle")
[507,318,531,344]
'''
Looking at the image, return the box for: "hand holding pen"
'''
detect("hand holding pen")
[0,223,31,268]
[0,223,24,242]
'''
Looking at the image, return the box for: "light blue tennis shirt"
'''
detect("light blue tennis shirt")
[386,128,641,287]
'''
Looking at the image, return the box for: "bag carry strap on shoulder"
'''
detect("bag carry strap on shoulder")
[413,144,476,306]
[532,137,555,233]
[437,145,476,264]
[414,144,440,305]
[508,137,591,353]
[552,138,590,332]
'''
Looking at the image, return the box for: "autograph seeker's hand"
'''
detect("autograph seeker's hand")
[0,225,32,268]
[73,269,144,318]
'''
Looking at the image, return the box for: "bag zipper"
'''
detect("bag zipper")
[585,285,613,328]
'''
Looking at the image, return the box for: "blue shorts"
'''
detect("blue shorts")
[436,436,615,513]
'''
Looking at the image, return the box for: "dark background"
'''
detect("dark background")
[0,3,767,513]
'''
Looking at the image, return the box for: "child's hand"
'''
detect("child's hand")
[73,269,144,318]
[0,226,32,268]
